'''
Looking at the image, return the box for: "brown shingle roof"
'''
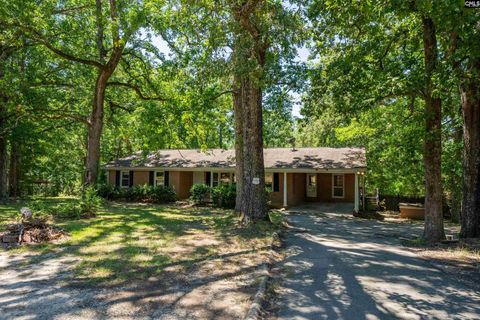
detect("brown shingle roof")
[106,147,366,170]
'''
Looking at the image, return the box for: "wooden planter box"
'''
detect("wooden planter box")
[399,203,425,219]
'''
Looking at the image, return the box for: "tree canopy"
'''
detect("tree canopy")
[0,0,479,236]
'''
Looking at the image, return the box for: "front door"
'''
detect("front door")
[306,174,317,198]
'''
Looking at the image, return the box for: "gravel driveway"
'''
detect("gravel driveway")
[0,247,265,320]
[274,207,480,320]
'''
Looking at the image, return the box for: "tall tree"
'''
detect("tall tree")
[0,25,24,200]
[444,6,480,238]
[158,0,305,221]
[306,0,448,242]
[231,1,269,221]
[459,61,480,238]
[84,0,125,185]
[0,48,8,200]
[3,0,155,185]
[421,15,445,242]
[0,85,7,201]
[0,32,11,200]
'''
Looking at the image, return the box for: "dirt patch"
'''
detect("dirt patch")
[353,210,384,220]
[0,224,275,319]
[406,239,480,291]
[1,218,67,246]
[0,247,273,319]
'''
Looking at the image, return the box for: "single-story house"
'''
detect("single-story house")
[105,147,366,211]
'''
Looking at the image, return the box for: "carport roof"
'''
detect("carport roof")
[105,147,366,170]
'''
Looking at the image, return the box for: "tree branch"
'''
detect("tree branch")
[210,90,234,100]
[107,81,168,101]
[33,106,89,125]
[107,99,135,113]
[52,5,92,15]
[28,82,75,88]
[16,24,103,68]
[38,120,78,133]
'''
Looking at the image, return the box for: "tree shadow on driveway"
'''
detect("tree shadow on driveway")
[275,214,480,320]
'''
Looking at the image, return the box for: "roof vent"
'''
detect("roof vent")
[288,137,297,151]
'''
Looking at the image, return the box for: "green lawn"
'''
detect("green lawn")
[0,199,279,285]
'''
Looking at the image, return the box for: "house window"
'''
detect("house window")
[332,174,344,198]
[265,173,273,191]
[206,172,211,186]
[212,172,219,187]
[220,172,231,185]
[121,171,130,188]
[273,173,280,192]
[155,171,164,186]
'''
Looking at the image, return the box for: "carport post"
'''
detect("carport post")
[283,172,288,207]
[354,173,359,213]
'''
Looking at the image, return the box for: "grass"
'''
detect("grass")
[0,198,280,285]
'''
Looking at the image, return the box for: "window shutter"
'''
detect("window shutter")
[273,173,280,192]
[149,171,154,186]
[206,172,211,186]
[129,171,134,187]
[164,171,169,186]
[115,170,120,187]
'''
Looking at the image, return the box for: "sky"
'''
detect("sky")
[151,36,309,118]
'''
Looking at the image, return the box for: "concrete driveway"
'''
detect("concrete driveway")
[275,208,480,320]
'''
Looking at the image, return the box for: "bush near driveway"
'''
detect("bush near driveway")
[190,184,236,209]
[191,184,272,210]
[211,184,237,209]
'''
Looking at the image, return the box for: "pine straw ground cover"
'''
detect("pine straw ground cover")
[0,200,282,319]
[399,220,480,292]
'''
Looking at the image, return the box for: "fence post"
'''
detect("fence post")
[362,175,366,211]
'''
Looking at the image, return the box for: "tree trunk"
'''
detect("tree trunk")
[422,17,445,243]
[8,137,21,197]
[238,77,267,222]
[233,75,244,213]
[231,2,269,222]
[450,106,463,223]
[85,71,108,185]
[0,101,7,201]
[84,31,125,185]
[0,50,9,201]
[84,0,125,186]
[459,66,480,238]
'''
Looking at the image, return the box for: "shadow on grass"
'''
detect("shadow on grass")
[2,200,274,286]
[0,200,273,319]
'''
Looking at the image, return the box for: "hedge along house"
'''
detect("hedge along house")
[105,147,367,211]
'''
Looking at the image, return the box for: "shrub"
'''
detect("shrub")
[27,199,52,218]
[26,187,102,220]
[96,183,118,200]
[190,184,211,205]
[122,186,138,202]
[54,202,84,220]
[211,184,236,209]
[148,185,176,203]
[79,186,103,216]
[96,184,176,204]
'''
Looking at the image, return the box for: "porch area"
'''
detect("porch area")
[269,171,363,213]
